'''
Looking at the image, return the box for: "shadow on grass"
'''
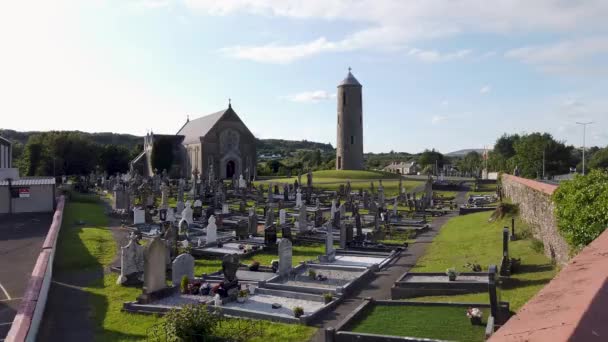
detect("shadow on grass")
[517,263,554,274]
[500,277,554,290]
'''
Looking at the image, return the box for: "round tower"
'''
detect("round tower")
[336,68,364,170]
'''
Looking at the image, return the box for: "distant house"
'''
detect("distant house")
[0,135,11,169]
[383,161,420,175]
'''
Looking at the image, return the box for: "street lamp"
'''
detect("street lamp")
[575,121,594,175]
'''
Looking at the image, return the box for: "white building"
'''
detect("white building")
[383,161,420,175]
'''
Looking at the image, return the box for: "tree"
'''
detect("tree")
[553,170,608,248]
[494,133,520,158]
[588,147,608,170]
[19,141,44,176]
[99,145,131,175]
[510,133,575,178]
[458,151,483,176]
[151,137,174,173]
[418,149,444,171]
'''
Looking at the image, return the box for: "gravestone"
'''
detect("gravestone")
[171,253,195,286]
[117,237,144,285]
[222,203,229,214]
[238,174,246,189]
[314,209,323,227]
[264,224,277,247]
[133,208,145,225]
[324,223,335,262]
[295,188,303,207]
[181,203,193,225]
[166,208,175,222]
[330,199,337,218]
[279,209,286,225]
[235,219,248,239]
[142,237,168,295]
[339,203,346,218]
[500,228,510,276]
[281,224,292,242]
[355,212,362,237]
[206,215,218,245]
[178,219,189,235]
[283,184,289,201]
[113,186,129,210]
[340,223,347,249]
[298,204,308,231]
[346,223,354,246]
[175,201,184,216]
[221,254,239,298]
[488,265,499,319]
[248,208,258,235]
[278,238,293,277]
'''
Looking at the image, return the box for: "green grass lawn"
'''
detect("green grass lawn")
[260,170,402,181]
[54,193,317,342]
[411,211,556,311]
[350,305,485,342]
[194,243,326,275]
[55,199,116,272]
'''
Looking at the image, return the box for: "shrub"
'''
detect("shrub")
[323,293,333,303]
[293,306,304,318]
[180,275,189,294]
[162,304,219,341]
[308,269,317,279]
[489,203,519,222]
[553,170,608,249]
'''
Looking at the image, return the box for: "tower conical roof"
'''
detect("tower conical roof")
[338,68,361,87]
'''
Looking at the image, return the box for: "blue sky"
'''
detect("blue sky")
[1,1,607,153]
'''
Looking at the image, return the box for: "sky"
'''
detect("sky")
[1,1,607,154]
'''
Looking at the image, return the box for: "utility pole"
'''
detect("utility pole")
[576,121,594,175]
[542,149,545,180]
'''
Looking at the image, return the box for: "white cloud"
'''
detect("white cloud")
[480,85,491,94]
[285,90,336,103]
[407,48,471,63]
[186,0,608,63]
[431,115,447,124]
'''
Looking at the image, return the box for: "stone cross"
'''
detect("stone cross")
[278,238,293,277]
[171,253,195,286]
[295,188,303,207]
[206,215,218,245]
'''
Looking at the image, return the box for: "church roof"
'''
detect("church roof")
[177,108,228,144]
[338,70,361,87]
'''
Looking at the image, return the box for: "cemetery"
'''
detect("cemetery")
[18,161,561,342]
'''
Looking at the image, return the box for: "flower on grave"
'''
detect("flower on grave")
[466,307,483,319]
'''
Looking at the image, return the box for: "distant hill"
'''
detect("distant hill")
[445,148,487,157]
[0,129,334,157]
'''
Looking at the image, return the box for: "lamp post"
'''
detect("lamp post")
[576,121,594,175]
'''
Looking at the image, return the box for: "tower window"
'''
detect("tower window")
[351,136,354,145]
[342,94,346,106]
[338,156,342,169]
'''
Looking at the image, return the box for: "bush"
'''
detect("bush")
[180,275,189,294]
[489,203,519,222]
[553,170,608,249]
[293,306,304,318]
[162,304,220,341]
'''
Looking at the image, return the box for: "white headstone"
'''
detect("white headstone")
[116,238,144,285]
[181,202,193,225]
[143,237,168,294]
[279,209,286,225]
[133,208,145,225]
[171,253,195,286]
[176,201,185,215]
[239,174,246,188]
[222,203,229,214]
[331,199,337,218]
[278,239,293,276]
[295,188,303,207]
[193,199,202,208]
[206,215,217,244]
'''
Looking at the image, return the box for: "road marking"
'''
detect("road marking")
[0,283,10,301]
[0,322,13,326]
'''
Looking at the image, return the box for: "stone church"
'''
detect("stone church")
[131,103,257,181]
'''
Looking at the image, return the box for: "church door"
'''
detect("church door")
[226,160,235,178]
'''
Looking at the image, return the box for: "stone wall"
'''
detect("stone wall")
[501,174,570,264]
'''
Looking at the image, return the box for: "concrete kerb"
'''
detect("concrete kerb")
[5,196,66,342]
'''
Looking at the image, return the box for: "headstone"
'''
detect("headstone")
[238,174,246,188]
[181,202,193,225]
[222,254,239,297]
[133,208,145,225]
[355,212,362,237]
[171,253,195,286]
[295,188,303,207]
[160,182,170,209]
[166,208,175,222]
[117,237,144,285]
[339,203,346,218]
[278,238,293,276]
[279,209,286,225]
[325,223,335,262]
[488,265,498,319]
[143,237,168,295]
[281,224,292,242]
[330,199,337,218]
[248,208,258,235]
[206,215,217,245]
[222,203,229,214]
[340,223,347,249]
[265,224,278,247]
[176,201,185,216]
[298,203,308,231]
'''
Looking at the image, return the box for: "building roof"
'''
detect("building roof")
[176,108,229,144]
[338,70,362,87]
[0,135,11,146]
[0,177,55,186]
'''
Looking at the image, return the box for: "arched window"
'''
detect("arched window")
[342,93,346,106]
